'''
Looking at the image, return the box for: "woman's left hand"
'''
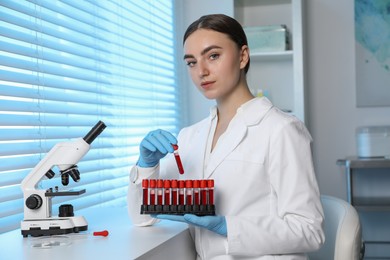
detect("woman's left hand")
[152,214,227,237]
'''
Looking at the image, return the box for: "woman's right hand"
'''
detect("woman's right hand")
[137,129,177,167]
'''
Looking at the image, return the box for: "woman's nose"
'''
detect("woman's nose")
[198,61,209,78]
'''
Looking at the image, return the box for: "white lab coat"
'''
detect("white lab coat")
[128,97,325,260]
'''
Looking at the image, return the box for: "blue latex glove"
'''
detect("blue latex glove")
[137,129,177,167]
[152,214,227,237]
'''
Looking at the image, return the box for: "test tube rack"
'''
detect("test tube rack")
[140,179,215,216]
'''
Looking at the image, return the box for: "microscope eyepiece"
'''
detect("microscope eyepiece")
[83,121,106,145]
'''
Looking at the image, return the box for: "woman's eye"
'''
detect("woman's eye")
[210,53,220,60]
[186,60,196,67]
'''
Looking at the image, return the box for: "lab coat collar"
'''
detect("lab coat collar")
[238,97,274,126]
[204,97,273,178]
[208,97,273,126]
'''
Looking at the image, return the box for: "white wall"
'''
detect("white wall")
[306,0,390,199]
[177,0,234,126]
[180,0,390,200]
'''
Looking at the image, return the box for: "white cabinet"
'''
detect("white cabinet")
[234,0,306,122]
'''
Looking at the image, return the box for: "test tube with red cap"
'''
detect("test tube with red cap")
[178,180,185,205]
[172,144,184,174]
[164,180,171,205]
[192,180,200,213]
[184,180,193,213]
[163,180,171,213]
[185,180,193,206]
[193,180,200,205]
[142,179,149,205]
[171,180,178,205]
[208,179,214,205]
[200,180,208,205]
[207,179,215,214]
[149,179,156,205]
[157,179,164,206]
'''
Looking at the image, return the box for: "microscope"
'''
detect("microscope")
[21,121,106,237]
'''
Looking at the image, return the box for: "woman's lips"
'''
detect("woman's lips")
[200,81,215,89]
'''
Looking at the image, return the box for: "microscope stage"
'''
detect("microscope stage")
[45,188,86,197]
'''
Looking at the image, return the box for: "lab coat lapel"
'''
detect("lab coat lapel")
[204,114,247,179]
[204,97,273,179]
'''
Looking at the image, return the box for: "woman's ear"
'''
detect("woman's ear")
[239,45,250,70]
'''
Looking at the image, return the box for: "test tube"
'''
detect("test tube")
[193,180,200,214]
[178,180,185,205]
[142,179,149,205]
[178,180,185,214]
[208,179,214,205]
[185,180,193,205]
[172,144,184,174]
[171,179,178,213]
[164,180,171,205]
[149,179,156,205]
[171,180,178,205]
[163,180,171,213]
[157,179,164,206]
[193,180,200,205]
[200,180,208,205]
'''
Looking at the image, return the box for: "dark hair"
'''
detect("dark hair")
[183,14,250,73]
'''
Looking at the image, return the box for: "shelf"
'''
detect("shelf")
[250,50,293,61]
[337,157,390,169]
[235,0,305,122]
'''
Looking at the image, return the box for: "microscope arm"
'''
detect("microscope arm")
[21,120,106,192]
[21,138,90,192]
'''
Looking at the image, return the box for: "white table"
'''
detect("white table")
[0,207,196,260]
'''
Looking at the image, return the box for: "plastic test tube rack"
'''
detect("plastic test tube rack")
[140,179,215,216]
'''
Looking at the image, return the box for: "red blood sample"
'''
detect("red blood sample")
[171,180,178,205]
[172,144,184,174]
[142,179,149,205]
[179,180,185,205]
[157,179,164,205]
[200,180,208,205]
[164,180,171,205]
[186,180,193,205]
[208,179,214,205]
[149,179,156,205]
[193,180,200,205]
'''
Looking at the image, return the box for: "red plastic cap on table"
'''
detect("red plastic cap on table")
[93,230,109,237]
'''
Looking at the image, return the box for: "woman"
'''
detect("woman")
[128,14,324,259]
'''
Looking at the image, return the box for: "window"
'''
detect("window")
[0,0,181,233]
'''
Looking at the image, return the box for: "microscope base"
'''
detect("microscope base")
[21,216,88,237]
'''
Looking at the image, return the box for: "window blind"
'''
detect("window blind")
[0,0,180,234]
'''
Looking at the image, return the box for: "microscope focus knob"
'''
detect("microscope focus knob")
[26,194,43,210]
